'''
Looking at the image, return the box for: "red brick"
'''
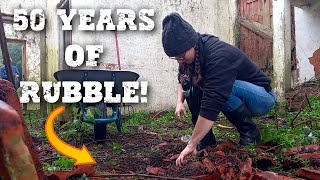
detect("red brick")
[207,140,237,152]
[283,144,320,156]
[296,168,320,180]
[240,157,252,180]
[309,48,320,79]
[202,158,215,172]
[214,151,225,156]
[299,152,320,160]
[252,171,304,180]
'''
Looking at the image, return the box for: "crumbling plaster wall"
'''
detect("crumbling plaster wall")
[1,1,42,83]
[295,2,320,84]
[71,0,237,111]
[1,0,237,112]
[3,24,41,83]
[1,0,56,110]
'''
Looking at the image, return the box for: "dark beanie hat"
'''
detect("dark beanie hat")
[162,13,198,57]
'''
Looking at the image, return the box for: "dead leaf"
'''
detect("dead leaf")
[202,158,215,172]
[146,166,165,175]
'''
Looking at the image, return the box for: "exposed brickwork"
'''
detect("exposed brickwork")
[309,48,320,79]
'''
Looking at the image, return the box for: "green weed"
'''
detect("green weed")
[43,156,75,171]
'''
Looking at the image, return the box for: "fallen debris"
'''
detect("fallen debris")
[216,124,234,129]
[283,144,320,156]
[296,168,320,180]
[46,165,95,180]
[252,171,304,180]
[146,166,166,175]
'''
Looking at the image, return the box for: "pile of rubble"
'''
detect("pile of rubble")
[45,141,320,179]
[190,141,320,180]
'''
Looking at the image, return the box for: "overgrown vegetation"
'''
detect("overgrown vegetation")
[260,96,320,151]
[24,89,319,175]
[245,95,320,172]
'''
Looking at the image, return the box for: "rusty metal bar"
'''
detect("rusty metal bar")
[0,9,14,85]
[0,100,39,180]
[0,79,47,179]
[305,93,312,111]
[290,109,303,128]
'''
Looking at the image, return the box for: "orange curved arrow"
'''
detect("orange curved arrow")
[45,106,96,165]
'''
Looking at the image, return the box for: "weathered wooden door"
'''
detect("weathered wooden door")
[238,0,273,75]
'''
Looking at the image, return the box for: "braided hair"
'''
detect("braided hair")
[179,46,203,87]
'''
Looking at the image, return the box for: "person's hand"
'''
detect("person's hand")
[175,102,188,123]
[176,143,198,167]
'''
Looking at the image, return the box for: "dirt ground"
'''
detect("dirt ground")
[33,82,320,179]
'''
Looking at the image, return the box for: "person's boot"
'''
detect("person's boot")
[223,103,261,145]
[196,131,217,151]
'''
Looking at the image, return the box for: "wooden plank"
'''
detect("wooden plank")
[239,16,273,41]
[39,28,47,118]
[270,0,273,27]
[247,0,258,4]
[263,0,271,27]
[0,13,14,23]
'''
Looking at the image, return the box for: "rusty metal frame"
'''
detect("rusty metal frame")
[0,9,14,85]
[0,11,28,81]
[290,93,313,128]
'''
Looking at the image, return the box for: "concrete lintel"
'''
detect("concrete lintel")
[291,0,319,8]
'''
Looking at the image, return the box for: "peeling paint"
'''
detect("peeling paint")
[3,24,41,83]
[82,0,236,111]
[309,49,320,79]
[100,63,118,70]
[295,5,320,84]
[2,0,238,112]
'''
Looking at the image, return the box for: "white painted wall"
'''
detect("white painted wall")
[1,1,43,83]
[2,24,41,82]
[294,2,320,84]
[1,0,60,110]
[1,0,237,112]
[273,0,292,102]
[71,0,237,111]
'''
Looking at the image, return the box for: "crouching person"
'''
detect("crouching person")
[161,13,276,167]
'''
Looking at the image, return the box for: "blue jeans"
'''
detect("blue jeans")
[222,80,275,116]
